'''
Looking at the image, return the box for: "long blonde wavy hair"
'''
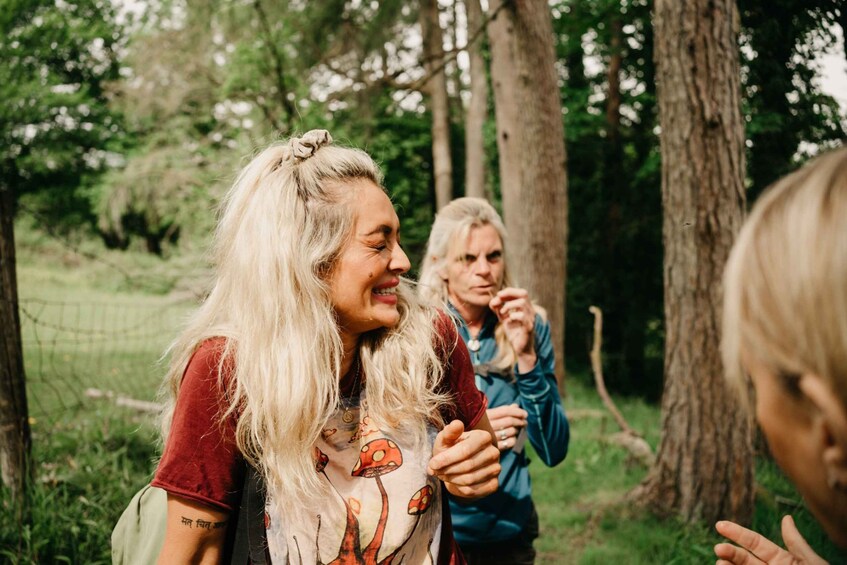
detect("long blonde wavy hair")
[160,131,449,513]
[418,197,533,374]
[722,146,847,411]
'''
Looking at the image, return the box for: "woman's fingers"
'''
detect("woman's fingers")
[487,404,528,420]
[428,427,500,500]
[491,417,527,431]
[443,476,499,499]
[490,289,533,322]
[713,542,765,565]
[780,516,827,564]
[429,428,495,472]
[714,520,794,565]
[496,435,516,452]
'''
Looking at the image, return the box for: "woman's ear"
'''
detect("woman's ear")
[434,258,448,282]
[800,374,847,492]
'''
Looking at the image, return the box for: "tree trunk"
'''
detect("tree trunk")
[487,0,568,382]
[633,0,753,524]
[447,0,465,124]
[464,0,488,199]
[605,16,622,149]
[0,181,31,522]
[602,13,648,391]
[420,0,454,210]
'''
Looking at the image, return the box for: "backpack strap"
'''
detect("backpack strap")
[231,464,268,564]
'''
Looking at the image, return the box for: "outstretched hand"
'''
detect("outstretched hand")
[428,420,500,501]
[714,515,828,565]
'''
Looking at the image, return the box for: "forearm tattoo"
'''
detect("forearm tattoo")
[179,516,228,530]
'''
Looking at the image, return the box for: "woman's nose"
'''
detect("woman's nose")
[474,258,491,276]
[391,244,411,274]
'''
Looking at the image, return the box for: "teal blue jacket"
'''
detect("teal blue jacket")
[447,303,570,545]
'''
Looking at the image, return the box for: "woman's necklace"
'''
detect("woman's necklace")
[467,317,484,353]
[341,360,361,424]
[467,325,483,368]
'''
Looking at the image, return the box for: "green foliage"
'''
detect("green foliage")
[739,0,846,201]
[13,212,207,296]
[5,0,846,405]
[554,0,664,399]
[0,0,127,229]
[364,114,438,274]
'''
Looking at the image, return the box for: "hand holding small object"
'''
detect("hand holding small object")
[487,404,528,452]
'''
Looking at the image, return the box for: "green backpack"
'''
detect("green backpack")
[111,465,268,564]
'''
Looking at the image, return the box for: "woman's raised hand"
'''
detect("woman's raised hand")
[428,420,500,501]
[489,288,537,372]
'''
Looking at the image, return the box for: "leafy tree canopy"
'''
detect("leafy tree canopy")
[0,0,127,228]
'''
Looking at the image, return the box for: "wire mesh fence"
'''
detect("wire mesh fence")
[19,296,195,427]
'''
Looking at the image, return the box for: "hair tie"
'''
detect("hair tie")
[290,130,333,160]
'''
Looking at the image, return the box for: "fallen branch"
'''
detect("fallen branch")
[85,388,160,413]
[588,306,654,466]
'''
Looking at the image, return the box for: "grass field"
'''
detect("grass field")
[3,227,846,564]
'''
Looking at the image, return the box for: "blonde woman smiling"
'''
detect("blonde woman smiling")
[152,131,500,564]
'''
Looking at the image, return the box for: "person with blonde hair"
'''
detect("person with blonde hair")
[151,131,501,564]
[419,197,569,564]
[715,147,847,564]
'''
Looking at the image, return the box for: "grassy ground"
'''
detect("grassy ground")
[15,221,197,421]
[534,381,846,564]
[4,226,846,564]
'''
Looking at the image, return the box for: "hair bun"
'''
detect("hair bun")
[290,130,333,160]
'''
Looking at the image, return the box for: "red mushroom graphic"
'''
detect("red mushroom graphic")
[352,438,403,564]
[378,484,435,565]
[407,485,434,515]
[315,447,330,473]
[314,447,363,564]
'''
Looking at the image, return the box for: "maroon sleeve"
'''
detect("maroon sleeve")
[151,339,245,512]
[435,312,487,429]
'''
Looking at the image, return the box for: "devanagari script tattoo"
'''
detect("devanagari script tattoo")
[179,516,228,530]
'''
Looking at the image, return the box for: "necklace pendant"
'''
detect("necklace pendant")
[342,409,355,424]
[468,338,480,352]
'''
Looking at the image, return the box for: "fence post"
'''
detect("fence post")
[0,181,31,524]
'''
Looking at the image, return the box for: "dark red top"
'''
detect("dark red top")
[153,317,486,565]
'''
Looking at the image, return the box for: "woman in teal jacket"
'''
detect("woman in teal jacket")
[420,197,570,565]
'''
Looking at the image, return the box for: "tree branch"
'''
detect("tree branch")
[589,306,654,466]
[253,0,297,131]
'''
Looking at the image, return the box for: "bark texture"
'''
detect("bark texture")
[463,0,488,199]
[420,0,454,210]
[0,182,31,518]
[634,0,754,524]
[487,0,568,381]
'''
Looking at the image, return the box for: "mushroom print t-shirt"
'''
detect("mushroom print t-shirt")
[265,393,443,564]
[152,318,487,565]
